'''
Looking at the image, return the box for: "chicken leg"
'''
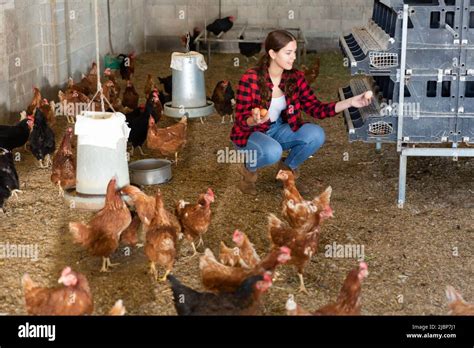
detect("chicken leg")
[100,257,120,272]
[149,262,158,280]
[10,189,23,201]
[298,273,309,295]
[160,269,171,282]
[57,182,64,197]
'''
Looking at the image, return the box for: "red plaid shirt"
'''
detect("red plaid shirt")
[230,68,337,147]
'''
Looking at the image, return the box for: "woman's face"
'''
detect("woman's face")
[270,40,297,71]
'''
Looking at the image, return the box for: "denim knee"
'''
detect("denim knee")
[303,124,325,148]
[264,142,283,165]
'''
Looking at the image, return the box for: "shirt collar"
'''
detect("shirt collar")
[264,69,289,90]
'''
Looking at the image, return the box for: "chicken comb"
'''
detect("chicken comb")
[263,272,273,283]
[206,188,214,198]
[232,229,242,239]
[280,246,291,255]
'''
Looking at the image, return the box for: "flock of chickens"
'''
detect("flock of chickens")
[1,35,472,316]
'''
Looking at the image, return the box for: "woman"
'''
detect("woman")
[230,30,371,195]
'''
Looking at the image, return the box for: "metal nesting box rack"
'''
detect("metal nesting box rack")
[339,0,474,207]
[194,24,308,65]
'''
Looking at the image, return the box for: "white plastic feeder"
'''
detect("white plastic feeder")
[64,112,131,210]
[163,51,215,119]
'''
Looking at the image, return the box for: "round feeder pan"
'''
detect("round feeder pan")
[129,159,172,186]
[63,189,133,211]
[163,100,215,119]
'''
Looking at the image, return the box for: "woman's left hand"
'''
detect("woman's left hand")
[350,91,373,108]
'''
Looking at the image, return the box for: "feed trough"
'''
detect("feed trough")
[129,159,172,186]
[163,51,215,119]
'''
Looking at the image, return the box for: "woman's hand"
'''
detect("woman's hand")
[350,91,373,108]
[248,108,270,126]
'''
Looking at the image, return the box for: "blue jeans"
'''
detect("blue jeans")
[236,118,326,172]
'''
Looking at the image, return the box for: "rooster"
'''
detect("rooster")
[146,115,187,164]
[167,273,272,315]
[29,108,56,169]
[0,148,21,214]
[286,262,369,315]
[175,188,215,256]
[211,80,235,124]
[51,127,76,197]
[69,178,132,272]
[22,267,93,315]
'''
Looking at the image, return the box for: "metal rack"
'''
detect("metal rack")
[339,0,474,208]
[194,24,308,66]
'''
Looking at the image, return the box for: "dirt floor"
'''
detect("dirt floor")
[0,51,472,316]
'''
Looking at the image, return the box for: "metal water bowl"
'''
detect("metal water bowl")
[129,159,172,186]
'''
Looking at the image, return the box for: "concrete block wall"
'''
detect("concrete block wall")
[145,0,374,52]
[0,0,145,124]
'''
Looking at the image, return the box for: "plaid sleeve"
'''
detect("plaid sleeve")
[297,71,337,120]
[234,72,254,132]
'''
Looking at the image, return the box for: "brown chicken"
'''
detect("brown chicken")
[445,286,474,315]
[51,127,76,197]
[103,67,121,98]
[144,74,156,97]
[219,241,244,268]
[145,191,181,281]
[176,188,214,256]
[121,185,156,227]
[22,267,93,315]
[147,115,187,164]
[122,80,139,110]
[200,246,291,293]
[69,178,132,272]
[301,56,320,85]
[58,89,91,123]
[120,212,142,247]
[232,230,261,269]
[286,262,369,315]
[28,88,56,126]
[211,80,235,124]
[268,184,332,294]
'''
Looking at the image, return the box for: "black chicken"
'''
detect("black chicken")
[0,116,33,151]
[239,35,262,60]
[167,273,272,316]
[117,52,136,80]
[0,148,21,213]
[181,28,202,52]
[211,80,235,124]
[158,90,172,106]
[206,16,235,36]
[29,108,56,169]
[126,90,159,156]
[158,75,173,96]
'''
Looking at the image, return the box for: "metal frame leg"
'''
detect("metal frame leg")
[398,153,407,209]
[375,142,382,153]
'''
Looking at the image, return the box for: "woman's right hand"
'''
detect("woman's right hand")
[248,108,270,126]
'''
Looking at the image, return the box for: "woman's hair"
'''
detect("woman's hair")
[256,30,298,107]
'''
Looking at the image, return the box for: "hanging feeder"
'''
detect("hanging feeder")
[163,51,215,119]
[63,0,131,210]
